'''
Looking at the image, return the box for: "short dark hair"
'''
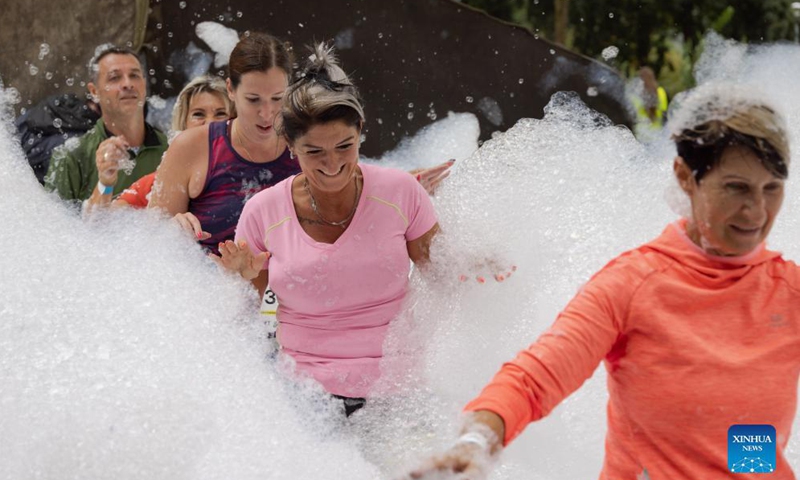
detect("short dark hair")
[675,119,788,182]
[669,87,790,182]
[88,45,140,83]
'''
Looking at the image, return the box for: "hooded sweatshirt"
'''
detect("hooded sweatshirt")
[466,219,800,479]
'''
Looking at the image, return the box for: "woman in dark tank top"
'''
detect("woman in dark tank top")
[150,32,297,255]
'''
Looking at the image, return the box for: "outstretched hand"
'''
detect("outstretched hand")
[399,411,503,480]
[460,260,517,284]
[173,212,211,241]
[210,240,269,280]
[402,442,493,480]
[411,159,455,195]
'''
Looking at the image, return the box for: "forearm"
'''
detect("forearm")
[84,182,113,212]
[461,410,505,455]
[253,270,269,298]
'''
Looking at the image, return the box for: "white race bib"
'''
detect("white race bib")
[260,287,279,351]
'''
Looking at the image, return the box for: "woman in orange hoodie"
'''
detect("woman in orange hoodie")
[405,85,799,480]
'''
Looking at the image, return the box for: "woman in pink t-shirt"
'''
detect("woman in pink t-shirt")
[217,44,439,414]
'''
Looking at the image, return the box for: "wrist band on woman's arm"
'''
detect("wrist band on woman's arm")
[455,431,490,451]
[97,181,114,195]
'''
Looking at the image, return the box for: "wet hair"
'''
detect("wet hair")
[227,32,293,89]
[170,75,232,131]
[278,43,365,144]
[88,44,140,84]
[670,85,790,182]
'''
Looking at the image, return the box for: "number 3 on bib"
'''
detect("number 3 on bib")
[260,287,279,345]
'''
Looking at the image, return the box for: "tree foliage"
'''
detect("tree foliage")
[459,0,799,95]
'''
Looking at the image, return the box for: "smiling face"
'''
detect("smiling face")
[88,53,146,119]
[293,120,361,194]
[185,91,229,129]
[676,144,785,256]
[227,68,287,141]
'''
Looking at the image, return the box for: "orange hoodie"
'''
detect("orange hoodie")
[465,220,800,479]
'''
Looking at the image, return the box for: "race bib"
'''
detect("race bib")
[260,288,279,349]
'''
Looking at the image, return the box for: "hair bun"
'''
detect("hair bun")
[299,42,349,85]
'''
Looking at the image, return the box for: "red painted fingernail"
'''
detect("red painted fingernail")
[196,232,203,239]
[459,275,468,282]
[416,174,422,182]
[476,276,485,284]
[495,274,505,282]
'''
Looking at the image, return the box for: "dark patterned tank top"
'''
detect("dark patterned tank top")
[189,120,299,254]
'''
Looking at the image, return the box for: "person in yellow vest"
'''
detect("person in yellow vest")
[632,66,669,140]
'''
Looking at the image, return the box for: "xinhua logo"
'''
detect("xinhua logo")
[728,424,776,474]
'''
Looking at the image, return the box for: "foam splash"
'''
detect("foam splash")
[195,22,239,68]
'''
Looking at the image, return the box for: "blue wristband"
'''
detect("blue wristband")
[97,181,114,195]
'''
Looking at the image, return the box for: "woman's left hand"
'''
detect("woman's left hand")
[411,159,455,195]
[210,240,269,280]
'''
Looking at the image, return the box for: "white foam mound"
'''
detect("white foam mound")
[667,82,785,139]
[363,111,480,169]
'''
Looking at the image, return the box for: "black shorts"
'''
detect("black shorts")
[332,395,366,417]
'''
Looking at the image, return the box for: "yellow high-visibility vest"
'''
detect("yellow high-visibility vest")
[634,86,669,129]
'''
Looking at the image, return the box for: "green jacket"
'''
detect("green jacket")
[45,118,168,202]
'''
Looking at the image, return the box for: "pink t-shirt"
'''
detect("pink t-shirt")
[236,163,437,397]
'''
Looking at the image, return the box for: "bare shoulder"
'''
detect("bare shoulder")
[152,125,213,204]
[163,124,211,168]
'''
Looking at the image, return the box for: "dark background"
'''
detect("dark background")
[2,0,632,157]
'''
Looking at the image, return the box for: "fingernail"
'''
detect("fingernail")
[495,274,505,282]
[476,276,485,284]
[416,174,422,182]
[459,275,468,282]
[511,265,518,271]
[196,232,203,239]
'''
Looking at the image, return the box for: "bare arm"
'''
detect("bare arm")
[465,410,505,455]
[404,410,505,479]
[148,126,208,215]
[253,269,269,299]
[407,223,440,265]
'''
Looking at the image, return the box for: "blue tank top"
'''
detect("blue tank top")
[189,120,299,254]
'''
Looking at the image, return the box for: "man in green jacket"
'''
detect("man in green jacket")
[45,46,168,206]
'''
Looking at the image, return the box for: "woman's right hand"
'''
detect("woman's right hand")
[401,410,504,480]
[212,240,269,280]
[403,443,493,480]
[173,212,211,241]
